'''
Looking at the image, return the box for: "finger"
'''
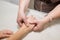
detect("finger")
[3,35,12,38]
[22,23,27,28]
[5,31,13,35]
[23,18,29,26]
[33,25,40,32]
[28,24,34,30]
[17,19,20,26]
[33,25,44,32]
[3,30,13,35]
[17,19,22,27]
[17,17,24,26]
[33,26,38,31]
[0,35,12,39]
[19,22,22,27]
[25,15,35,25]
[21,23,27,29]
[19,22,23,27]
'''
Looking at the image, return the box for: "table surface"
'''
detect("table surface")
[0,1,60,40]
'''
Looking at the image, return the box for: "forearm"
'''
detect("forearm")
[7,27,31,40]
[43,4,60,24]
[48,4,60,19]
[19,0,30,13]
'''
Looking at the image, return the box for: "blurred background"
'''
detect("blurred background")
[1,0,34,9]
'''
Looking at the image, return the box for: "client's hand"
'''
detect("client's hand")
[20,15,36,31]
[0,30,13,39]
[6,24,34,40]
[20,23,34,32]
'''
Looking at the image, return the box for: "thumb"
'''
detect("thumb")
[4,35,12,38]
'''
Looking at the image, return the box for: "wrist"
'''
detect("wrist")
[18,11,24,14]
[43,16,53,24]
[18,11,26,18]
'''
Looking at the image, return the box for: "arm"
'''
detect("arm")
[7,24,34,40]
[17,0,30,26]
[42,4,60,24]
[32,4,60,32]
[19,0,30,13]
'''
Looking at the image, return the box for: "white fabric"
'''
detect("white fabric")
[0,1,60,40]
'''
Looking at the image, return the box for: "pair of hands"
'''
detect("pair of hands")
[17,12,46,32]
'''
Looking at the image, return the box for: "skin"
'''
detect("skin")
[0,16,34,40]
[1,4,60,40]
[6,16,35,40]
[0,30,13,39]
[17,0,30,26]
[17,0,60,32]
[33,4,60,32]
[0,0,60,40]
[6,24,34,40]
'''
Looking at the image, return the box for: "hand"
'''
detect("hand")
[33,20,46,32]
[32,17,51,32]
[20,16,35,31]
[0,30,13,39]
[17,12,28,27]
[28,16,48,32]
[27,16,37,25]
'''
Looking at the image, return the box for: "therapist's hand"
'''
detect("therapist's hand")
[26,16,44,32]
[33,20,46,32]
[30,17,49,32]
[17,12,28,27]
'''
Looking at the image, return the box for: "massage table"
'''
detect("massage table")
[0,0,60,40]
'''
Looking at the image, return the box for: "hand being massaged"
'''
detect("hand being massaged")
[6,17,35,40]
[20,16,47,32]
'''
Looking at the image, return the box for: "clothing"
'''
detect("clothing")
[34,0,60,13]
